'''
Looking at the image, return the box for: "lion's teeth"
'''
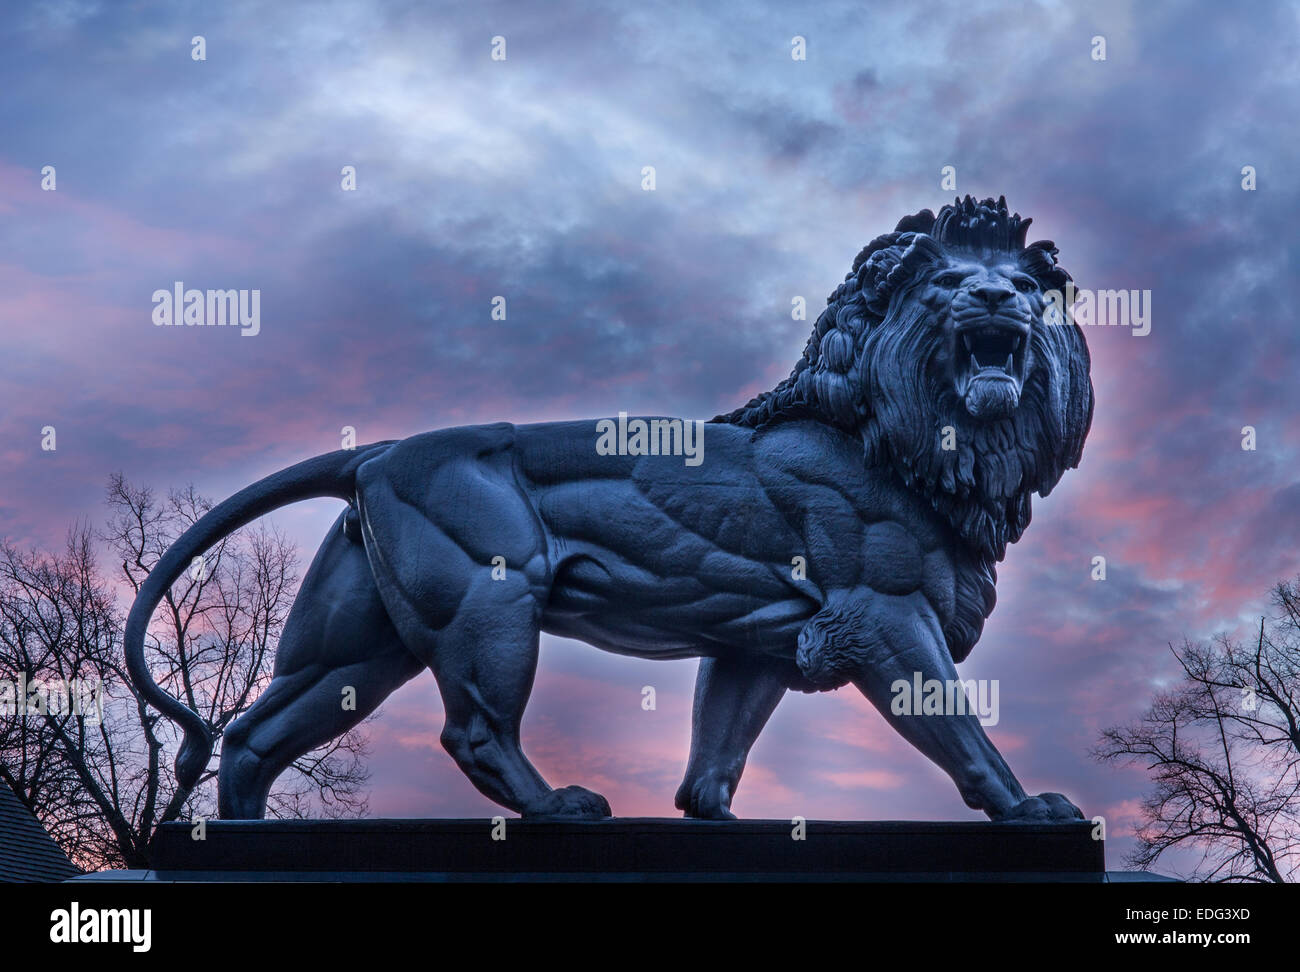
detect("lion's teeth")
[971,352,982,369]
[1004,353,1013,370]
[963,335,972,352]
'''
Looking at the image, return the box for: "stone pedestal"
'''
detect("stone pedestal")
[146,817,1105,882]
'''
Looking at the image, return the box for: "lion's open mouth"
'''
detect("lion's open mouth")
[954,323,1028,420]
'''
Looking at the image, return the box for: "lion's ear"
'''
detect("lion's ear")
[1022,240,1071,293]
[856,234,943,318]
[894,209,935,234]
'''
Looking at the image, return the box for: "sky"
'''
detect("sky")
[1,0,1298,871]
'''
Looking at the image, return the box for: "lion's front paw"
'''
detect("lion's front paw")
[522,785,612,819]
[994,792,1084,823]
[674,774,737,820]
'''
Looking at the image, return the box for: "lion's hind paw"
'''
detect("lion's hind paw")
[996,792,1084,823]
[522,785,612,819]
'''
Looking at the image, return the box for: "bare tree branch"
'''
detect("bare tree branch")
[0,477,375,871]
[1095,578,1300,883]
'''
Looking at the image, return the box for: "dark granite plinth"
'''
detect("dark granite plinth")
[148,818,1105,882]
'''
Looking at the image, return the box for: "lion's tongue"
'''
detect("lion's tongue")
[964,373,1020,420]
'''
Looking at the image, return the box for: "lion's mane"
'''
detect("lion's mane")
[717,197,1093,658]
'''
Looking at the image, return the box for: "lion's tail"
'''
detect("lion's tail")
[123,441,395,790]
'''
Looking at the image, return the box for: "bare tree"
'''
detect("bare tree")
[0,477,372,871]
[1096,577,1300,882]
[0,525,125,867]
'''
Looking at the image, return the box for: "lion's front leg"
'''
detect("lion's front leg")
[798,588,1082,822]
[675,655,789,819]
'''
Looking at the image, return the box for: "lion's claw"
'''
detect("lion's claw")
[522,785,611,819]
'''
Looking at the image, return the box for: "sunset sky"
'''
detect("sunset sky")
[2,0,1298,870]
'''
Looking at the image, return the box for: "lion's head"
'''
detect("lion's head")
[718,195,1094,562]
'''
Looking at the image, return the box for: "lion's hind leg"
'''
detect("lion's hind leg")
[218,645,421,818]
[399,586,612,819]
[356,440,611,818]
[219,515,423,819]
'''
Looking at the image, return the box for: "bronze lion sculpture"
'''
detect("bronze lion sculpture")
[126,195,1093,822]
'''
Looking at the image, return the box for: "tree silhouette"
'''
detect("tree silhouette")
[0,477,371,870]
[1096,578,1300,882]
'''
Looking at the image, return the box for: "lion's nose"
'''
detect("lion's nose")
[971,283,1014,310]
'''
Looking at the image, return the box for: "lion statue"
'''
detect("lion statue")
[126,195,1093,823]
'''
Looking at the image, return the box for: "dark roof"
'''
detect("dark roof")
[0,780,81,882]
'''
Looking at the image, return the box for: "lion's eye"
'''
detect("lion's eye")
[937,273,965,288]
[1013,277,1037,294]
